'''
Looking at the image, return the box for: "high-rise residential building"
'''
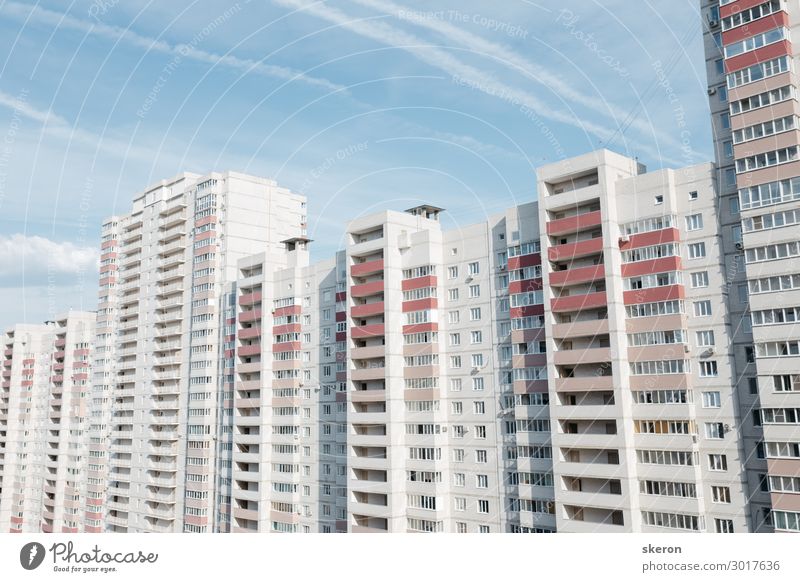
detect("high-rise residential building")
[701,0,800,532]
[95,171,306,533]
[0,311,95,533]
[1,151,772,534]
[227,150,751,533]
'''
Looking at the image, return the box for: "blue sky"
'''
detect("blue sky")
[0,0,712,330]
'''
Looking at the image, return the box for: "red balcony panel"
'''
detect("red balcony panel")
[336,391,347,402]
[508,278,543,294]
[721,0,782,18]
[336,371,348,382]
[546,210,602,236]
[101,240,116,250]
[73,348,90,356]
[351,259,384,277]
[401,275,437,291]
[352,302,385,318]
[194,245,216,256]
[770,492,800,513]
[195,215,217,227]
[238,327,261,340]
[725,40,791,74]
[550,291,608,313]
[351,324,385,339]
[335,292,347,302]
[195,230,215,242]
[273,341,301,353]
[41,525,53,533]
[336,310,347,322]
[10,516,23,525]
[238,291,262,306]
[273,305,301,317]
[507,254,541,271]
[74,361,89,369]
[549,264,604,287]
[621,256,682,278]
[336,332,347,342]
[402,298,437,312]
[402,323,437,335]
[72,373,88,381]
[21,380,32,387]
[23,358,35,366]
[623,285,684,305]
[722,12,788,44]
[510,305,545,319]
[238,344,261,357]
[619,228,680,251]
[100,264,115,274]
[84,526,102,533]
[224,349,234,358]
[239,309,262,323]
[272,323,301,335]
[351,280,385,298]
[547,238,603,262]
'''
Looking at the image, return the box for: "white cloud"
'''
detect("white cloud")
[0,234,99,286]
[4,1,345,92]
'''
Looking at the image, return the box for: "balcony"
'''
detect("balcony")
[350,281,384,298]
[351,366,386,381]
[351,324,385,339]
[351,259,384,277]
[549,264,605,287]
[238,344,261,357]
[351,345,386,360]
[546,210,602,237]
[239,291,262,307]
[351,302,385,318]
[553,347,611,366]
[554,376,614,392]
[551,291,607,313]
[239,309,262,324]
[551,319,609,338]
[548,238,603,262]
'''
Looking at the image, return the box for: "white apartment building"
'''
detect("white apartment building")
[0,311,95,533]
[95,171,306,533]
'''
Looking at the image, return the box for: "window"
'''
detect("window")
[472,377,484,391]
[470,307,481,321]
[453,473,465,487]
[454,497,466,511]
[477,500,490,514]
[468,261,480,275]
[705,422,725,439]
[476,474,489,487]
[702,391,721,408]
[471,353,484,367]
[699,361,719,377]
[694,301,712,317]
[689,190,698,200]
[448,266,458,279]
[449,333,461,346]
[473,401,485,414]
[712,486,731,504]
[655,195,663,205]
[448,311,460,324]
[708,454,728,471]
[686,214,703,231]
[470,331,482,344]
[715,519,735,533]
[688,242,706,259]
[696,330,715,346]
[450,355,461,369]
[468,284,480,298]
[448,288,459,301]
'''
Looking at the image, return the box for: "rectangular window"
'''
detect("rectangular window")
[685,214,703,231]
[694,301,712,317]
[690,272,709,288]
[688,242,706,259]
[702,391,721,408]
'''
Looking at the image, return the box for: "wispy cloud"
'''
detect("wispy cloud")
[351,0,690,155]
[4,0,345,92]
[272,0,685,165]
[0,234,98,287]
